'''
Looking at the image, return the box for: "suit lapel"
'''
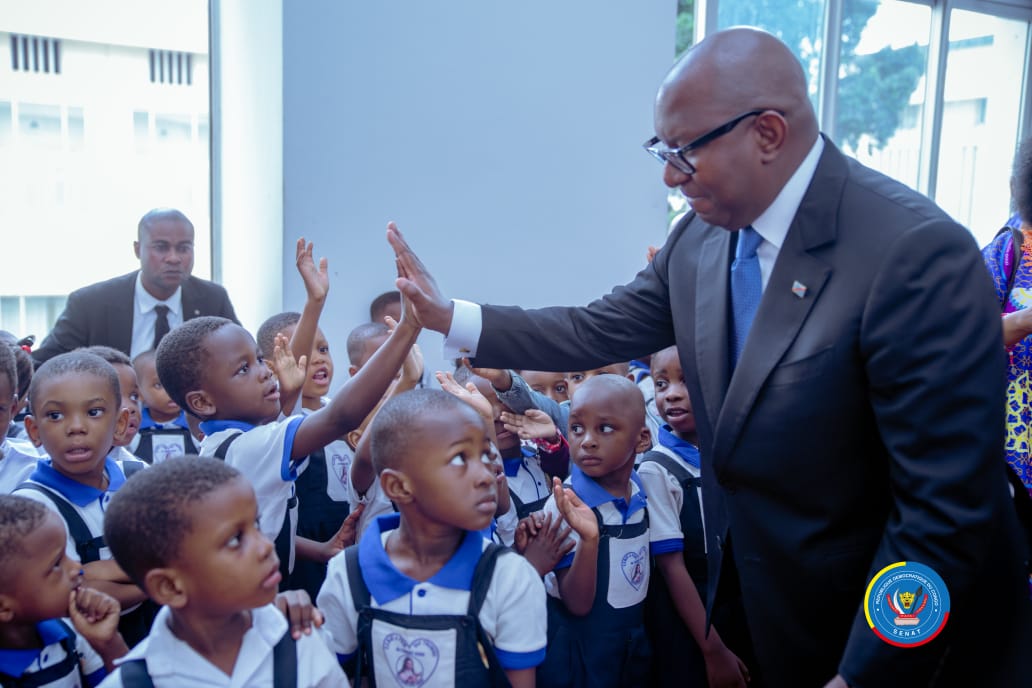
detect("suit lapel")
[109,272,137,355]
[693,227,734,439]
[711,142,844,464]
[181,277,202,320]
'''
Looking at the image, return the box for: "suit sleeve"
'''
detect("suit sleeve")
[473,233,680,372]
[839,219,1014,683]
[32,287,91,365]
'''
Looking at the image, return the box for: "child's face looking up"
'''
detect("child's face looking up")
[470,376,521,453]
[280,325,335,403]
[393,405,499,532]
[195,325,280,424]
[567,379,650,488]
[25,372,128,487]
[2,511,83,623]
[169,477,281,614]
[650,347,696,439]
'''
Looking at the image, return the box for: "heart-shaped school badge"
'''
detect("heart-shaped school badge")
[621,547,648,590]
[331,452,349,488]
[383,633,440,687]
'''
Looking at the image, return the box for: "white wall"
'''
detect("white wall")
[280,1,678,383]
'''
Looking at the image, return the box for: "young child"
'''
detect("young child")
[0,343,39,493]
[317,389,547,687]
[637,345,748,688]
[98,456,346,686]
[12,352,152,648]
[130,349,198,463]
[0,494,129,687]
[0,331,35,440]
[80,346,145,468]
[517,370,568,404]
[154,274,419,586]
[534,375,655,688]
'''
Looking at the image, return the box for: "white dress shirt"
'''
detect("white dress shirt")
[131,273,183,359]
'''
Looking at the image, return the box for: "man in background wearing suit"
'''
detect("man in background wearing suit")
[389,27,1031,688]
[33,208,238,365]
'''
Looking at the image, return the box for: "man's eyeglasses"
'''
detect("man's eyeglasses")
[643,109,769,176]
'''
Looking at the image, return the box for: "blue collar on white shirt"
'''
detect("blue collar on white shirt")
[199,419,255,436]
[29,458,125,507]
[0,619,74,675]
[135,272,182,317]
[569,464,647,522]
[502,446,536,477]
[358,513,486,603]
[657,425,701,470]
[140,408,191,432]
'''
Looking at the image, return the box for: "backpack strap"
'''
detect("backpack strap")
[16,482,105,564]
[272,628,298,688]
[122,460,146,479]
[467,542,513,688]
[344,544,369,609]
[212,432,242,461]
[638,449,695,485]
[0,620,86,688]
[997,224,1025,306]
[118,659,156,688]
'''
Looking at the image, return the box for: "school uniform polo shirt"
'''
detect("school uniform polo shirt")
[502,447,550,507]
[318,513,547,671]
[0,435,41,493]
[346,471,396,540]
[98,604,344,687]
[198,418,304,546]
[13,458,130,562]
[130,409,197,462]
[540,465,655,608]
[0,619,105,687]
[635,426,705,555]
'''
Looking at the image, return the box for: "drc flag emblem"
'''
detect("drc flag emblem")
[864,561,950,647]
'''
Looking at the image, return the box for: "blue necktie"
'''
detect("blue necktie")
[731,226,762,364]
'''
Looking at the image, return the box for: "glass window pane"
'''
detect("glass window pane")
[837,0,931,190]
[0,102,12,147]
[935,10,1029,247]
[717,0,826,106]
[18,103,62,148]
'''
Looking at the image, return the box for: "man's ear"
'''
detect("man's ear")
[380,468,413,504]
[24,415,42,448]
[145,568,188,608]
[111,407,130,445]
[185,390,215,418]
[635,427,653,454]
[133,240,141,260]
[753,110,788,161]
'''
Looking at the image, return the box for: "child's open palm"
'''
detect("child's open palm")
[501,409,557,440]
[295,238,329,302]
[270,333,307,399]
[553,477,598,541]
[437,371,493,424]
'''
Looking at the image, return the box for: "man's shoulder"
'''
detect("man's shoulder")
[182,273,230,296]
[69,271,138,299]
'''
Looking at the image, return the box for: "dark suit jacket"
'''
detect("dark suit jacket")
[33,271,239,365]
[473,139,1031,686]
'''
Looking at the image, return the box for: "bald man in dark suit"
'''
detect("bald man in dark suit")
[388,27,1031,688]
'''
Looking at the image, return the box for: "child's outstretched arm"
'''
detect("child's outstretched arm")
[289,238,329,376]
[68,587,129,671]
[82,560,148,611]
[552,477,599,616]
[290,289,421,460]
[294,503,366,564]
[655,553,750,687]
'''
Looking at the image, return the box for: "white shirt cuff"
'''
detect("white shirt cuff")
[443,299,483,360]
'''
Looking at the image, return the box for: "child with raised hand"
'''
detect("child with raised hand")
[317,389,547,688]
[0,495,128,686]
[98,456,346,687]
[637,346,749,688]
[13,352,153,648]
[0,343,40,493]
[154,243,420,589]
[535,375,656,688]
[130,349,199,463]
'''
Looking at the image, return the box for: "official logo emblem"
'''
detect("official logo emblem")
[383,633,439,687]
[864,561,950,647]
[621,547,647,590]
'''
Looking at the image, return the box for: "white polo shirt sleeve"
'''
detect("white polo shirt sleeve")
[636,460,685,554]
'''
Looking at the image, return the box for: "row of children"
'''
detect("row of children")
[0,236,751,687]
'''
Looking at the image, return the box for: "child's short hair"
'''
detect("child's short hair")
[28,351,121,414]
[104,456,242,588]
[155,316,234,415]
[131,349,156,368]
[0,495,50,581]
[81,345,133,368]
[0,331,32,401]
[346,322,389,366]
[369,389,474,474]
[369,290,401,323]
[256,311,301,359]
[0,340,17,397]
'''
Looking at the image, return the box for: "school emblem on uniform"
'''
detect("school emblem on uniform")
[863,561,950,647]
[383,633,439,687]
[621,547,648,590]
[331,452,349,488]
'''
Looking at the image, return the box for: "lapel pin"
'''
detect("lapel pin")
[193,309,200,315]
[791,281,808,299]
